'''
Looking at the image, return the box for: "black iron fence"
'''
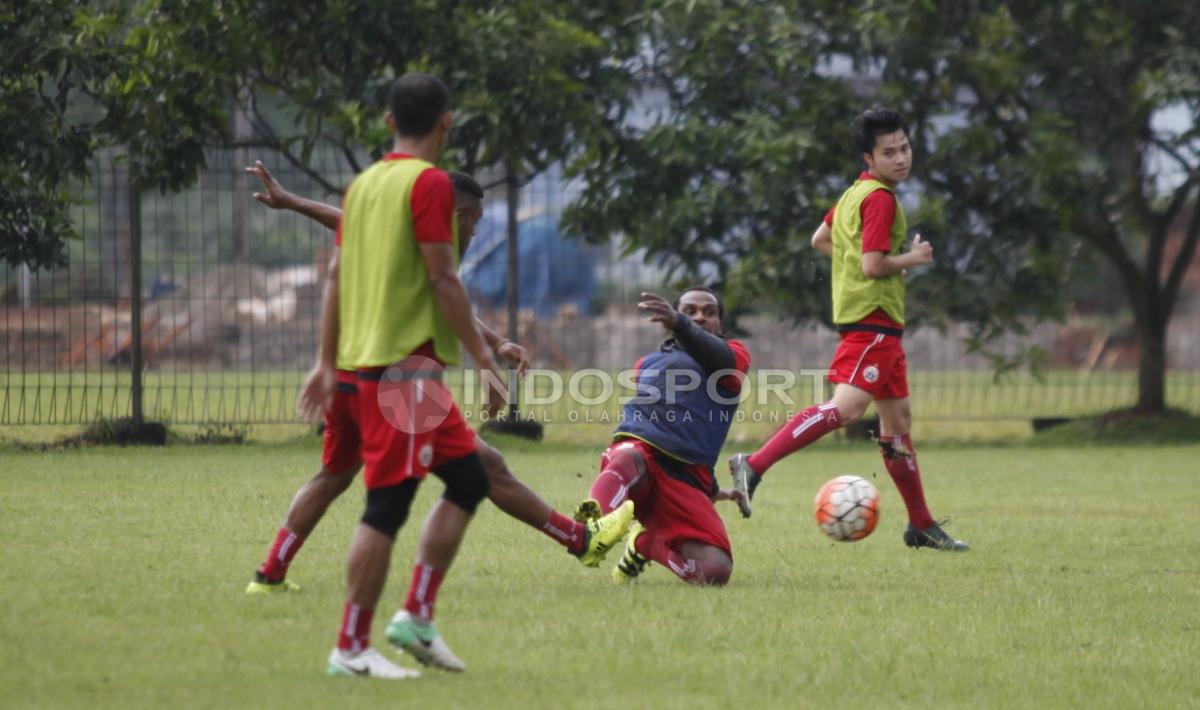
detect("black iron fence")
[4,149,1199,427]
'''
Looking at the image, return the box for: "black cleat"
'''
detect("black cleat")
[728,454,762,519]
[903,520,970,551]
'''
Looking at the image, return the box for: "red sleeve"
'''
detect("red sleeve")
[717,339,751,393]
[823,207,835,227]
[860,189,897,254]
[411,168,455,243]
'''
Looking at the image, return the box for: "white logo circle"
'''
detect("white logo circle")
[418,443,434,468]
[862,365,880,384]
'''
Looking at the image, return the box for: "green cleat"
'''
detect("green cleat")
[728,453,762,519]
[385,611,466,672]
[612,521,650,585]
[246,571,300,594]
[577,500,635,568]
[326,647,420,679]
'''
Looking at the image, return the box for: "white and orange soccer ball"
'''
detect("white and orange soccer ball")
[813,475,880,542]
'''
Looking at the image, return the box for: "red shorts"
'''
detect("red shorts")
[351,371,477,490]
[827,331,909,400]
[320,370,364,475]
[604,439,731,557]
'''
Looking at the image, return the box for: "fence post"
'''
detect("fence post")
[128,167,144,427]
[504,162,521,417]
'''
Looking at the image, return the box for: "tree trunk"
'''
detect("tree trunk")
[1133,302,1167,413]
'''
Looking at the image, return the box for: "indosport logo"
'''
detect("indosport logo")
[376,356,455,434]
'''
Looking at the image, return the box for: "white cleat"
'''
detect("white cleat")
[386,610,467,672]
[326,647,421,679]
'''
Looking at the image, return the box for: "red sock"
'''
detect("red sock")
[590,444,646,513]
[403,564,445,621]
[747,402,842,473]
[881,434,935,529]
[258,527,305,582]
[542,511,588,555]
[337,602,373,652]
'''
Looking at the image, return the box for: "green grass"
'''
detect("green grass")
[2,439,1199,708]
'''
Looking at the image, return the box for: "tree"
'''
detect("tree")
[861,1,1200,412]
[565,0,1200,414]
[1,1,115,270]
[1,0,240,270]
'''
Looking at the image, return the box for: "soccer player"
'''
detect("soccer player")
[292,73,638,681]
[575,287,751,586]
[728,107,968,552]
[243,162,633,601]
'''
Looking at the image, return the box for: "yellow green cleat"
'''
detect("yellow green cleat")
[576,499,634,568]
[245,571,300,595]
[612,521,650,584]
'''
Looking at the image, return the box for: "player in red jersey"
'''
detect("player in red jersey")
[728,107,967,552]
[245,162,632,599]
[574,286,751,586]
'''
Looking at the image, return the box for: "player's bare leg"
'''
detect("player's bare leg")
[248,465,360,594]
[875,397,968,551]
[476,438,631,564]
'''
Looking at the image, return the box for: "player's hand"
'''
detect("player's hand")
[909,234,934,265]
[495,341,530,377]
[638,292,679,332]
[478,356,507,418]
[296,362,336,423]
[245,160,294,210]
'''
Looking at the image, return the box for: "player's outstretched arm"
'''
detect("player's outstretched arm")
[638,292,735,374]
[245,160,342,231]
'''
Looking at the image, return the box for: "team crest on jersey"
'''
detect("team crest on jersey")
[418,443,434,468]
[862,365,880,384]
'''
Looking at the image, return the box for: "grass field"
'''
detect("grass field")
[2,436,1199,708]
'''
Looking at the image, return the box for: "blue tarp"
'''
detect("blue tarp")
[461,210,597,316]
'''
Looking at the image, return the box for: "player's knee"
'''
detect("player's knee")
[439,453,490,514]
[316,466,358,495]
[702,561,732,586]
[361,480,420,538]
[476,440,512,485]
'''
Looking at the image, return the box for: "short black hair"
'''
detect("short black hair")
[388,73,450,138]
[447,171,484,201]
[853,106,908,155]
[673,285,724,319]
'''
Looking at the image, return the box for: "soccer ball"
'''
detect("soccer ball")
[813,475,880,542]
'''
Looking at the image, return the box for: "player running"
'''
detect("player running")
[245,168,633,615]
[574,286,751,586]
[728,107,968,552]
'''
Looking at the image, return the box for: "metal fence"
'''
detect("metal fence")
[3,149,1200,428]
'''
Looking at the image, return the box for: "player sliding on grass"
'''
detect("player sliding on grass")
[729,107,968,552]
[252,74,633,679]
[244,153,633,608]
[574,286,751,586]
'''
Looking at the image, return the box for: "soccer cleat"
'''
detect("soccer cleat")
[612,521,650,585]
[572,498,601,523]
[728,453,762,519]
[246,571,300,594]
[903,520,970,552]
[326,647,420,679]
[385,611,466,672]
[577,499,635,568]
